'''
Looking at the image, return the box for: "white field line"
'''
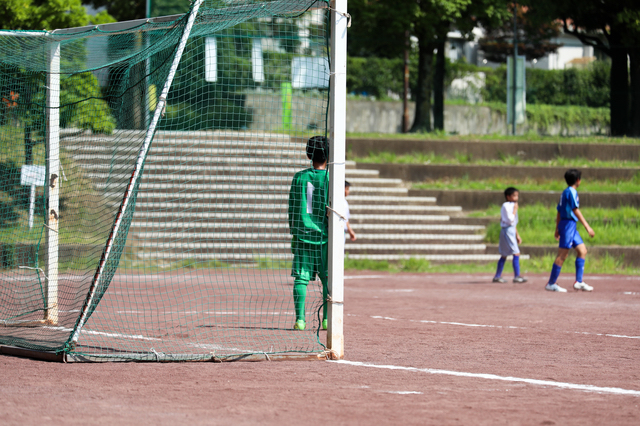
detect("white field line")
[116,310,294,315]
[332,360,640,397]
[44,326,255,353]
[370,315,640,340]
[44,326,162,341]
[344,275,388,279]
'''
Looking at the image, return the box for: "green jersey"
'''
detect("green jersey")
[288,167,329,244]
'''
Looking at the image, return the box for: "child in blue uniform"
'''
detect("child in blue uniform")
[545,169,595,292]
[492,187,527,283]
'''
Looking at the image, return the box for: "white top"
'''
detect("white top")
[500,201,518,228]
[344,199,350,231]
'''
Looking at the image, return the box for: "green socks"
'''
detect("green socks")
[321,277,328,321]
[293,281,307,322]
[293,278,328,325]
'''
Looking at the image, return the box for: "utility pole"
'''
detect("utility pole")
[403,30,410,133]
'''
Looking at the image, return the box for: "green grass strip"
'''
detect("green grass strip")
[472,204,640,246]
[412,176,640,193]
[351,151,640,168]
[345,253,640,276]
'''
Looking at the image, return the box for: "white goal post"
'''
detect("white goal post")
[0,0,347,361]
[327,0,347,359]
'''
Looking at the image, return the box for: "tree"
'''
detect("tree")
[0,0,115,166]
[0,0,113,30]
[348,0,510,133]
[522,0,640,136]
[617,7,640,136]
[478,4,562,63]
[85,0,191,22]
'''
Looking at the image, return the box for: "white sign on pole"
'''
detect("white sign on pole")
[291,56,330,89]
[20,165,46,229]
[204,37,217,82]
[21,165,46,187]
[252,38,265,83]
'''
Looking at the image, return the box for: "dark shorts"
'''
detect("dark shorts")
[558,219,584,249]
[291,238,328,283]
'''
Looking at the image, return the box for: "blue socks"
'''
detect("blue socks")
[494,257,506,278]
[575,258,585,282]
[548,263,562,285]
[513,255,520,277]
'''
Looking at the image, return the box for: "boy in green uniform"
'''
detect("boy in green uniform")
[288,136,329,331]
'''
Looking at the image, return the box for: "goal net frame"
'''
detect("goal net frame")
[0,0,347,362]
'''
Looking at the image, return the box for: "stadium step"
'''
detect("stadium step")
[67,131,487,264]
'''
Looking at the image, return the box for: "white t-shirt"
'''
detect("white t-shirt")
[500,201,518,228]
[344,199,350,232]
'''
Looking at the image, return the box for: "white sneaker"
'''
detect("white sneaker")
[545,283,567,292]
[573,281,594,292]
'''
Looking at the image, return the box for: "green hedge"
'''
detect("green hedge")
[347,56,611,108]
[483,62,610,108]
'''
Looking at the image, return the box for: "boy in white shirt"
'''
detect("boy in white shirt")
[492,187,527,283]
[344,181,356,241]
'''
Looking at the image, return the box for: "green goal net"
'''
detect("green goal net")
[0,0,343,361]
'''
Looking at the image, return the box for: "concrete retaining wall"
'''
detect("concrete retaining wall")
[245,94,610,136]
[348,138,640,162]
[410,189,640,210]
[358,163,638,182]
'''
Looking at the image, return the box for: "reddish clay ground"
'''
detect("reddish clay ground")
[2,272,639,425]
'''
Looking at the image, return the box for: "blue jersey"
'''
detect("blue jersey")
[557,187,579,221]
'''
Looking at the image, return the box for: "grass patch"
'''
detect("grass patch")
[412,175,640,193]
[473,204,640,246]
[351,151,640,168]
[344,256,431,273]
[347,121,640,145]
[344,253,640,275]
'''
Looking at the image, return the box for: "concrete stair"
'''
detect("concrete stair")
[65,130,499,265]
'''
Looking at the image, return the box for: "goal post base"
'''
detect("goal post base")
[0,318,57,327]
[0,345,65,362]
[0,346,331,363]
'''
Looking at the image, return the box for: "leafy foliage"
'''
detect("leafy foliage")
[479,3,562,62]
[0,0,114,30]
[483,62,610,108]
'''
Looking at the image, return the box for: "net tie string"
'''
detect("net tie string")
[19,265,49,281]
[326,206,346,221]
[326,294,343,305]
[327,7,351,27]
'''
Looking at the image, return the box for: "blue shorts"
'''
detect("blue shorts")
[558,219,584,249]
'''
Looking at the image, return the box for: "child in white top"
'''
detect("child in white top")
[493,187,527,283]
[344,181,356,241]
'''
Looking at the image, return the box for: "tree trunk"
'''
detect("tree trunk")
[608,29,629,136]
[629,48,640,137]
[433,40,445,131]
[410,40,434,132]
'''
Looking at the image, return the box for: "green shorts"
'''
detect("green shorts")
[291,238,328,283]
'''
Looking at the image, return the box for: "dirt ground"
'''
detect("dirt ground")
[2,272,639,425]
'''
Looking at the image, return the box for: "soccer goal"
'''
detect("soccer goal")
[0,0,347,362]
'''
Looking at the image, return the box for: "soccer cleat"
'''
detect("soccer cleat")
[492,277,506,283]
[322,319,327,330]
[293,320,306,330]
[573,281,594,292]
[513,276,528,283]
[545,283,567,292]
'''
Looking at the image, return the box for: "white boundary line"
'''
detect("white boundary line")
[369,315,640,340]
[332,360,640,396]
